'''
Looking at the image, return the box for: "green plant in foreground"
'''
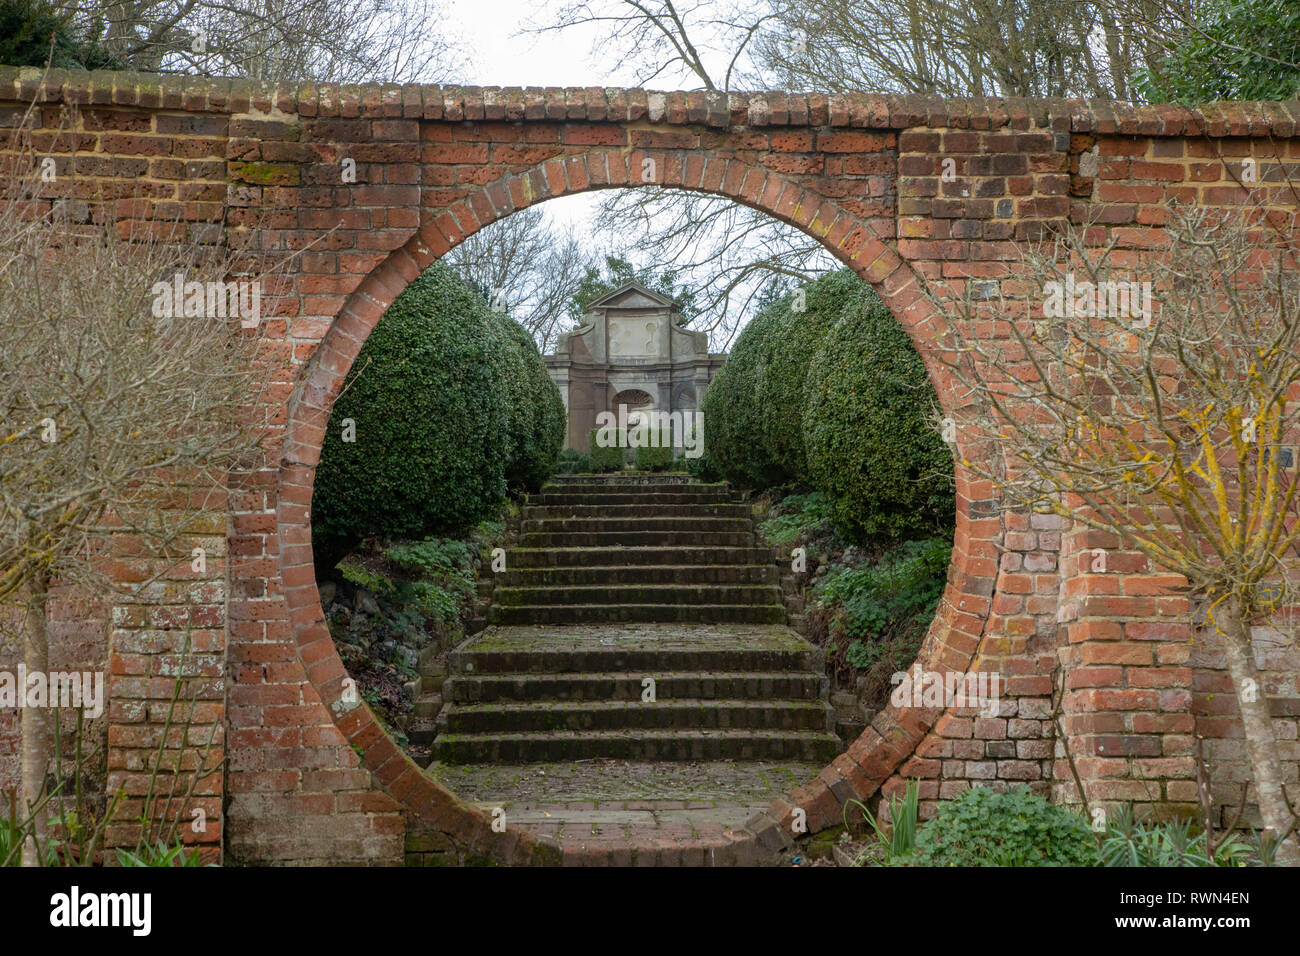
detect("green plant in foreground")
[1098,805,1257,867]
[758,491,829,546]
[115,839,201,867]
[844,780,920,866]
[912,785,1098,867]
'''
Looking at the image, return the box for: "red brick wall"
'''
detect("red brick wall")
[2,67,1297,864]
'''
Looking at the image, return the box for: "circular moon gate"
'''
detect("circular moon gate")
[276,159,997,865]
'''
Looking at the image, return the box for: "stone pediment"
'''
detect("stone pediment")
[586,281,674,312]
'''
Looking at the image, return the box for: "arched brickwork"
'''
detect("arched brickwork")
[2,66,1298,864]
[279,156,998,864]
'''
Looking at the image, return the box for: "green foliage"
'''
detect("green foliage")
[700,304,786,487]
[633,429,674,470]
[312,263,561,565]
[818,538,951,650]
[338,538,474,629]
[1098,806,1257,866]
[804,280,954,543]
[846,781,920,866]
[555,448,593,474]
[567,254,699,322]
[587,427,625,472]
[703,269,954,545]
[758,492,830,546]
[492,313,566,492]
[684,451,721,482]
[1,804,57,866]
[1135,0,1300,103]
[115,840,202,867]
[912,786,1099,866]
[759,271,861,480]
[385,537,471,577]
[0,0,122,70]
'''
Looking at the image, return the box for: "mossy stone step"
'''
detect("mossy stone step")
[506,546,776,568]
[494,583,783,606]
[520,530,756,547]
[544,474,705,486]
[522,516,752,533]
[441,699,834,733]
[432,729,842,764]
[449,624,821,674]
[433,475,841,764]
[531,491,737,506]
[488,603,785,625]
[499,564,778,586]
[523,503,751,519]
[444,670,828,703]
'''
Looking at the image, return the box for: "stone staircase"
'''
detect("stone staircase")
[428,473,839,764]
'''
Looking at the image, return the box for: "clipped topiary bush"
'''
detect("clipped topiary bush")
[757,271,858,479]
[912,785,1099,867]
[588,427,625,472]
[556,448,592,474]
[491,312,566,492]
[312,262,559,568]
[634,431,674,470]
[700,303,785,488]
[803,281,954,542]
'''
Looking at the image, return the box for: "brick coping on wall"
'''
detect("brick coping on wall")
[3,65,1299,136]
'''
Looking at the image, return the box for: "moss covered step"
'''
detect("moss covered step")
[444,670,828,703]
[523,503,752,519]
[448,624,822,673]
[545,474,706,486]
[519,530,756,548]
[521,516,753,534]
[499,564,779,586]
[494,584,782,606]
[530,491,738,506]
[440,699,834,733]
[433,729,841,763]
[487,603,784,625]
[506,546,776,568]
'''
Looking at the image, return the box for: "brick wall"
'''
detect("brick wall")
[2,67,1297,864]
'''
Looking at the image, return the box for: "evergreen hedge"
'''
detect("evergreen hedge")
[701,269,954,544]
[803,280,954,541]
[312,263,564,567]
[699,304,783,487]
[587,427,625,471]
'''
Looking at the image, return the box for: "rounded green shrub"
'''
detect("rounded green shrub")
[312,262,558,567]
[700,304,784,488]
[912,785,1099,866]
[587,427,625,472]
[491,312,565,492]
[634,432,674,471]
[803,282,954,542]
[555,448,592,474]
[757,270,859,479]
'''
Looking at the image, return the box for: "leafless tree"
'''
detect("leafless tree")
[54,0,468,82]
[524,1,832,342]
[750,0,1196,100]
[925,201,1300,863]
[592,187,832,349]
[445,206,598,354]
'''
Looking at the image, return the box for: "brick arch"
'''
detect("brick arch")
[276,154,998,864]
